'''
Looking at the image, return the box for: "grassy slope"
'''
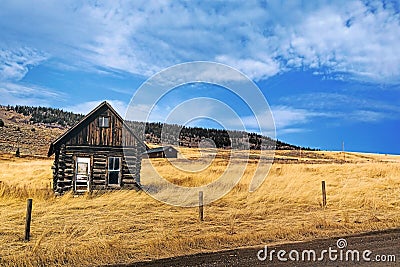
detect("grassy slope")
[0,107,64,156]
[0,151,399,266]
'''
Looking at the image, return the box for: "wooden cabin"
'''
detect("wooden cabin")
[48,101,147,194]
[144,146,178,158]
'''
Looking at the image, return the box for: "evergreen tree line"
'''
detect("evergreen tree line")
[128,121,317,151]
[3,105,84,127]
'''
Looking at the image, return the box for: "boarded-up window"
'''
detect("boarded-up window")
[99,116,110,128]
[108,157,120,185]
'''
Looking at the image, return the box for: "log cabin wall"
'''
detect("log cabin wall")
[53,145,142,194]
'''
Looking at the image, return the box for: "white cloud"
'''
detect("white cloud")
[0,47,47,81]
[271,106,316,129]
[283,2,400,82]
[215,56,280,81]
[268,105,330,136]
[226,105,320,137]
[1,1,400,83]
[78,1,400,83]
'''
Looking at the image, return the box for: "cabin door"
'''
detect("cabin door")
[75,157,91,193]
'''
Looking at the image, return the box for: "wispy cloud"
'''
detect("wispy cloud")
[1,1,399,82]
[282,1,400,82]
[349,110,387,122]
[273,92,400,135]
[215,56,280,81]
[269,105,329,135]
[0,82,65,106]
[281,92,400,116]
[0,47,47,81]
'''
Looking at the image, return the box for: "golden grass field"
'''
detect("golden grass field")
[0,149,400,266]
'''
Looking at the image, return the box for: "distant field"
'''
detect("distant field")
[0,150,399,266]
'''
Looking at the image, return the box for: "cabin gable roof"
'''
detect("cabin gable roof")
[48,101,148,156]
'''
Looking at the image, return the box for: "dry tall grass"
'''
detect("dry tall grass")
[0,151,399,266]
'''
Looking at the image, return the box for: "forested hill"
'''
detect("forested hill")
[2,104,317,151]
[4,105,84,127]
[126,122,317,150]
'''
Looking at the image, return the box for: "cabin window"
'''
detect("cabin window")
[108,157,120,185]
[108,157,121,185]
[99,116,110,128]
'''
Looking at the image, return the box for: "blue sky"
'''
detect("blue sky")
[0,1,399,154]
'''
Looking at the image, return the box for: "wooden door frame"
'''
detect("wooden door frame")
[74,156,92,192]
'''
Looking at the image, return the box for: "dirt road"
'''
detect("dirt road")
[116,228,400,266]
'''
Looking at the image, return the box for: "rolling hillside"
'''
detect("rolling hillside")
[0,106,64,156]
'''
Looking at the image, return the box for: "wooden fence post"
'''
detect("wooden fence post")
[321,181,327,208]
[199,191,204,221]
[24,198,33,241]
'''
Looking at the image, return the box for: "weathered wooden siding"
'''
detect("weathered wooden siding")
[64,108,138,147]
